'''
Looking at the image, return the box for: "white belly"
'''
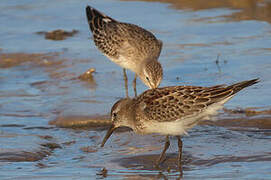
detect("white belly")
[106,55,139,73]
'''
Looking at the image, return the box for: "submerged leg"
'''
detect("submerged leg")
[133,74,137,97]
[155,135,170,167]
[176,136,183,176]
[123,68,129,98]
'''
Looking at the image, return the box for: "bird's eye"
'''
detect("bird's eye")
[112,112,117,118]
[146,77,149,81]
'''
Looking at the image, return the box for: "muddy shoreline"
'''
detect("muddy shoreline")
[1,51,270,165]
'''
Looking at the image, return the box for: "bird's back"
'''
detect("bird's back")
[86,6,162,70]
[135,79,259,123]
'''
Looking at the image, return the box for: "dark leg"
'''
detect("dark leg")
[133,74,137,97]
[155,136,170,167]
[123,68,129,98]
[176,136,183,176]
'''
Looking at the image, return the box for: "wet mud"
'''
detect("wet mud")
[0,150,51,162]
[123,0,271,23]
[0,140,61,162]
[49,115,110,128]
[36,29,79,41]
[203,116,271,130]
[0,52,64,69]
[223,107,271,117]
[78,68,96,81]
[116,151,271,171]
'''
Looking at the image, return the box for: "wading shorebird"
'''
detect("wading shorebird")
[101,79,259,175]
[86,6,163,97]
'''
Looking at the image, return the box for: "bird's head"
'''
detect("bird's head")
[139,60,163,89]
[101,98,134,147]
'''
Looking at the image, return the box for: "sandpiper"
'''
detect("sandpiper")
[86,6,163,97]
[101,79,259,174]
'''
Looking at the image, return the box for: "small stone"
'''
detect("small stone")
[78,68,96,81]
[97,168,107,177]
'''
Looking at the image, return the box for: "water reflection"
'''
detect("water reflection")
[123,0,271,23]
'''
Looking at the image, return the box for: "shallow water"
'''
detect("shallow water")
[0,0,271,179]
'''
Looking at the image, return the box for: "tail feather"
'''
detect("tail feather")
[230,78,260,94]
[206,78,259,105]
[175,79,259,130]
[192,79,260,125]
[86,6,115,32]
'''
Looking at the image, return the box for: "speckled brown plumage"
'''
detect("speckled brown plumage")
[86,6,163,89]
[133,79,259,122]
[86,6,162,61]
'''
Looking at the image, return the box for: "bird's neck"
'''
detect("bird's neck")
[118,100,137,130]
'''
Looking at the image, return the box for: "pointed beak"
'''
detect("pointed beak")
[150,82,158,89]
[101,124,116,147]
[149,78,161,89]
[147,81,155,89]
[154,79,161,89]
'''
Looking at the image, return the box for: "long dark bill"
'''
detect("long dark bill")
[101,124,116,147]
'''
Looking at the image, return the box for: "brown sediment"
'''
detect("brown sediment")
[0,52,64,68]
[77,68,97,88]
[62,141,76,146]
[191,153,271,167]
[117,152,271,170]
[178,41,234,50]
[0,141,61,162]
[36,29,79,40]
[78,68,96,81]
[38,135,53,140]
[115,153,192,171]
[96,168,108,178]
[0,51,88,83]
[0,150,51,162]
[49,115,111,128]
[223,107,271,117]
[200,107,271,129]
[122,0,271,23]
[201,117,271,129]
[41,143,62,150]
[80,146,98,153]
[0,51,98,84]
[36,162,48,168]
